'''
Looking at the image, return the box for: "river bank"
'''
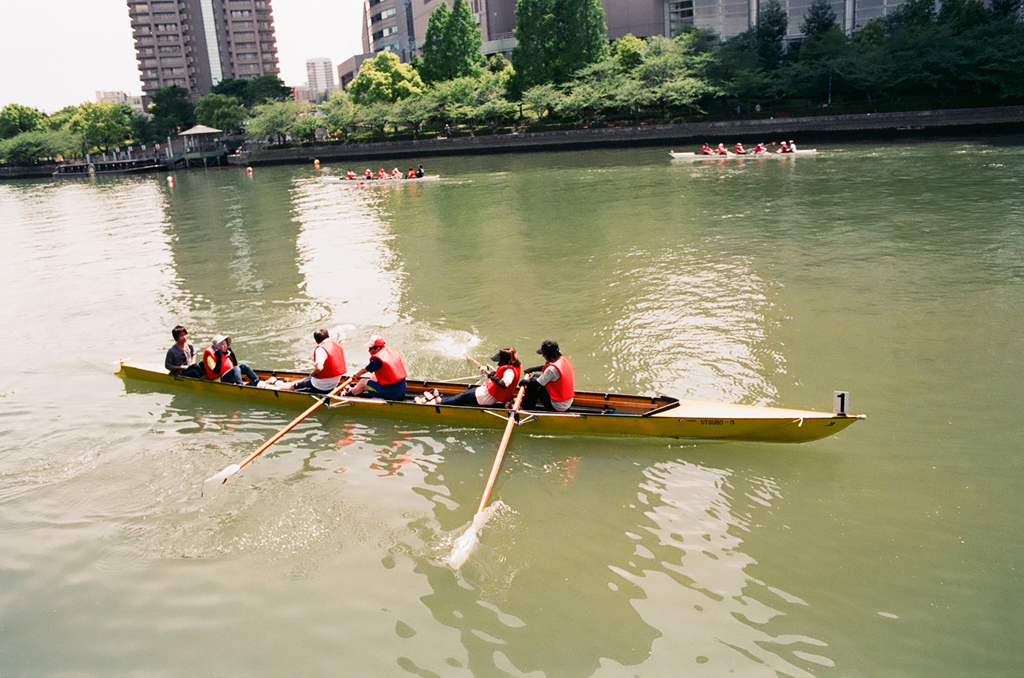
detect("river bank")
[2,106,1021,180]
[230,105,1024,167]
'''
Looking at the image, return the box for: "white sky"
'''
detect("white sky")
[0,0,365,113]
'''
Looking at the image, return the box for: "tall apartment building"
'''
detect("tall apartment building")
[128,0,281,106]
[306,58,336,94]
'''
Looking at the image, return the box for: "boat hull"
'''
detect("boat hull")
[322,174,440,186]
[670,150,817,160]
[117,361,862,444]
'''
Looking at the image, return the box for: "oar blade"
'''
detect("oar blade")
[447,527,480,570]
[202,464,240,496]
[447,510,493,569]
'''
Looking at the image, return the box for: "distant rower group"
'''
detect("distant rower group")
[702,140,798,155]
[164,326,575,412]
[344,164,426,181]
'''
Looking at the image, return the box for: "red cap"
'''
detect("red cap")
[364,335,386,348]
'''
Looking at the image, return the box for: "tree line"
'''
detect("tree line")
[3,0,1022,165]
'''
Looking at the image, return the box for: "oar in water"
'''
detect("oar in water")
[448,386,526,569]
[201,377,353,496]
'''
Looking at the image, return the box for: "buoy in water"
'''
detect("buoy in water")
[314,159,320,169]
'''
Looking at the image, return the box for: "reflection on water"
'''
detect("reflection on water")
[2,140,1024,676]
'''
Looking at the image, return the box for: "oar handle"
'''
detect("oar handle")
[475,386,525,514]
[464,353,485,369]
[237,377,352,471]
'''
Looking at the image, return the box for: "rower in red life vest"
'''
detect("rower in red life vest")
[276,328,346,393]
[778,141,790,153]
[346,170,355,179]
[202,335,261,386]
[701,143,712,155]
[417,347,522,406]
[390,168,400,178]
[735,142,746,155]
[407,168,416,178]
[378,168,386,179]
[754,143,766,153]
[346,335,408,401]
[717,143,728,156]
[365,169,373,179]
[520,340,575,412]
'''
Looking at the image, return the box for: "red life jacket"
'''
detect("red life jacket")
[317,339,346,379]
[544,356,575,402]
[202,347,233,379]
[485,364,522,403]
[373,347,407,385]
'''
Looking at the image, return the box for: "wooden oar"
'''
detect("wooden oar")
[448,386,525,569]
[201,377,353,496]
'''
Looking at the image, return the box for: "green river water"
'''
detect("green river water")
[0,139,1022,677]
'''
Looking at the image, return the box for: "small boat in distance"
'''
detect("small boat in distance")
[322,174,440,185]
[117,360,863,444]
[670,149,818,160]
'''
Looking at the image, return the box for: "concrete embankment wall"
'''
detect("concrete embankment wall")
[231,106,1024,167]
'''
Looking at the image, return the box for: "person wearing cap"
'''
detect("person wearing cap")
[345,335,407,400]
[417,348,522,406]
[787,140,797,152]
[277,328,347,393]
[165,325,202,377]
[520,340,575,412]
[201,334,261,386]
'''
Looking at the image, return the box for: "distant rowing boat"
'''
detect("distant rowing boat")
[670,149,818,160]
[322,174,440,185]
[117,360,863,444]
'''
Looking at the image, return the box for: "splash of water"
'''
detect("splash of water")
[447,501,507,569]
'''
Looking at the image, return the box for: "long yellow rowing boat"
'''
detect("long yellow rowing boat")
[117,360,864,443]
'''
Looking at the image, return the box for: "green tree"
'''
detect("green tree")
[195,93,248,132]
[349,52,425,105]
[512,0,609,91]
[321,90,357,138]
[288,107,321,144]
[756,0,790,70]
[246,75,293,106]
[149,86,195,135]
[245,100,306,145]
[520,83,564,122]
[0,129,82,166]
[390,94,432,138]
[801,0,839,38]
[937,0,991,33]
[211,78,252,105]
[0,103,46,140]
[47,105,79,131]
[487,53,513,74]
[128,111,156,146]
[991,0,1023,19]
[419,0,485,83]
[68,101,131,152]
[612,34,646,72]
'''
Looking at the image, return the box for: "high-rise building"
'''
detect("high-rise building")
[306,58,336,95]
[128,0,281,105]
[96,90,146,115]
